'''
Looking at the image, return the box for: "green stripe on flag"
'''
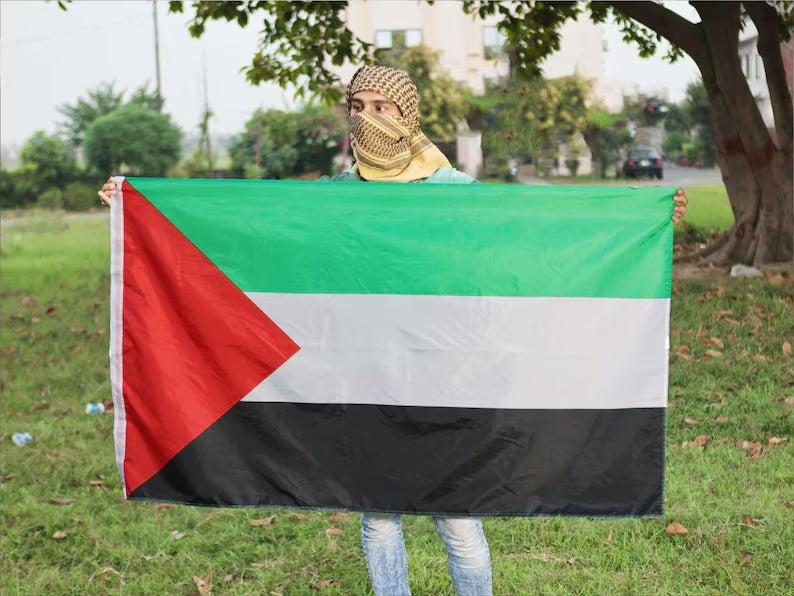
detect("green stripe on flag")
[128,178,674,299]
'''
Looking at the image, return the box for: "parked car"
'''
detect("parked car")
[622,148,664,179]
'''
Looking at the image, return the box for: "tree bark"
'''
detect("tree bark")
[610,1,793,265]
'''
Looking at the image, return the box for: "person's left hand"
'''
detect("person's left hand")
[672,188,688,226]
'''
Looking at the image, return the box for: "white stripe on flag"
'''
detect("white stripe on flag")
[109,176,127,488]
[242,293,669,410]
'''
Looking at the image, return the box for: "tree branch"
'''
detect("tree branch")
[745,1,793,149]
[606,1,707,65]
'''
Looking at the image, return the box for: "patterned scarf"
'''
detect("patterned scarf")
[346,65,451,182]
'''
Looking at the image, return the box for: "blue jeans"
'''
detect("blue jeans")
[360,512,492,595]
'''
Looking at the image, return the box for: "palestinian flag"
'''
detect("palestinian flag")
[110,177,674,516]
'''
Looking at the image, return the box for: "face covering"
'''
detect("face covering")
[346,66,451,182]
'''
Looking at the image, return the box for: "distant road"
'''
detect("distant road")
[630,164,724,188]
[519,164,725,188]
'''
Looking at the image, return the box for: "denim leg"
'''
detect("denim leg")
[434,516,492,596]
[360,512,411,596]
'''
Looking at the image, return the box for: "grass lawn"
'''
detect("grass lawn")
[1,211,791,595]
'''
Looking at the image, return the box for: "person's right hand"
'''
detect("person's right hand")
[98,177,117,206]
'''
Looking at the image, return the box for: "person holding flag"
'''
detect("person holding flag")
[98,64,687,596]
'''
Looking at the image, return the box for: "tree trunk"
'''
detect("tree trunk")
[692,2,793,265]
[611,1,793,265]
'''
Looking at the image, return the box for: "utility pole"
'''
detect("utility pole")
[201,51,214,173]
[152,0,163,111]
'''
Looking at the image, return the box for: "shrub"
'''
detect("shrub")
[38,187,64,209]
[62,182,99,211]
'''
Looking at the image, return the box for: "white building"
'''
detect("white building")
[738,19,774,128]
[339,1,612,176]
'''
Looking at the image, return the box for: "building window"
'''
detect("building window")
[375,29,422,50]
[483,25,505,60]
[741,53,750,77]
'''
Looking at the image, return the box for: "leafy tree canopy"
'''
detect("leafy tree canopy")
[228,105,346,179]
[18,131,79,194]
[377,45,470,143]
[471,75,591,165]
[83,103,182,176]
[58,81,164,147]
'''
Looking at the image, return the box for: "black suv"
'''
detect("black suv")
[622,148,663,179]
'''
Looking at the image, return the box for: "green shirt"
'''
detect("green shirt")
[319,166,478,184]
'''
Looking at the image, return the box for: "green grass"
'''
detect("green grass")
[679,184,735,233]
[2,213,791,595]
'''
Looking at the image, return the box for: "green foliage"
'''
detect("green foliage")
[61,182,99,212]
[37,187,63,209]
[228,105,345,179]
[663,129,689,159]
[2,212,792,593]
[473,75,592,177]
[19,131,79,192]
[83,103,182,177]
[583,108,632,179]
[58,82,124,147]
[659,81,716,167]
[127,81,164,112]
[378,45,470,142]
[58,82,164,148]
[168,0,374,104]
[4,132,81,206]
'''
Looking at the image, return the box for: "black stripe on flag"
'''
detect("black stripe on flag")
[130,403,664,516]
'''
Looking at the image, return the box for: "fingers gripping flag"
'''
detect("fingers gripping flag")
[109,177,674,516]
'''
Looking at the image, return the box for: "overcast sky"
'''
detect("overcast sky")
[0,0,702,149]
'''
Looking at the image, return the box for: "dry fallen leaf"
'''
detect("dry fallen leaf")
[311,580,336,590]
[89,480,110,494]
[324,527,343,536]
[665,522,688,536]
[783,342,792,357]
[250,515,277,527]
[691,435,710,447]
[328,512,352,523]
[192,576,211,596]
[715,417,730,424]
[744,516,758,528]
[736,440,764,458]
[170,530,185,540]
[2,345,17,356]
[288,512,309,521]
[704,337,724,349]
[51,531,68,540]
[785,501,794,508]
[684,417,699,425]
[46,307,57,316]
[48,498,75,505]
[667,401,675,408]
[714,437,732,444]
[705,349,723,358]
[154,503,172,511]
[21,296,34,306]
[767,437,788,446]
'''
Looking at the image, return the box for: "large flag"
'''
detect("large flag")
[110,177,674,516]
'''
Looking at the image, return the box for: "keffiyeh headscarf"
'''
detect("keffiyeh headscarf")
[346,65,451,182]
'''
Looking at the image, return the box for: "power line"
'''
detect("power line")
[1,15,148,47]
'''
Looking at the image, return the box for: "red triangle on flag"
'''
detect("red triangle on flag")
[119,182,300,496]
